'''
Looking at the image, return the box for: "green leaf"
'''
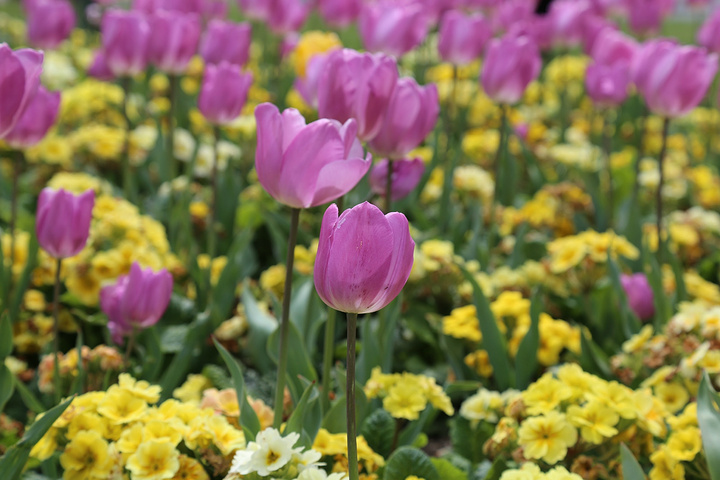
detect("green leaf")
[644,244,669,326]
[698,372,720,480]
[267,321,317,402]
[284,381,320,447]
[0,396,73,480]
[159,325,190,353]
[9,234,38,323]
[384,447,439,480]
[0,365,14,412]
[242,288,277,374]
[514,290,541,389]
[449,416,492,465]
[509,223,528,269]
[480,458,507,480]
[431,458,468,480]
[460,267,513,390]
[211,229,255,321]
[322,387,369,435]
[13,376,46,413]
[213,338,261,439]
[620,443,647,480]
[579,328,612,377]
[361,408,396,458]
[0,312,12,359]
[607,255,641,339]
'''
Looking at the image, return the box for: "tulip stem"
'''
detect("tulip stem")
[492,103,509,236]
[346,311,359,480]
[602,111,614,230]
[321,308,337,413]
[166,74,178,182]
[272,207,301,428]
[656,117,670,263]
[631,106,648,207]
[124,327,137,366]
[120,77,133,203]
[207,126,221,262]
[52,257,62,403]
[8,151,22,303]
[384,159,394,213]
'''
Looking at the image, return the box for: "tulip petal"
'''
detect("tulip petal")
[255,103,285,200]
[313,203,339,308]
[310,154,372,207]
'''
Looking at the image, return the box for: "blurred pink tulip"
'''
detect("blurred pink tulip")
[624,0,674,36]
[200,20,252,67]
[148,11,201,74]
[579,14,614,56]
[24,0,76,50]
[317,49,399,142]
[254,103,371,209]
[314,202,414,314]
[239,0,309,33]
[620,273,655,321]
[591,29,638,67]
[295,54,329,108]
[492,0,534,34]
[87,50,115,81]
[101,9,151,77]
[4,86,61,149]
[438,10,492,65]
[359,1,430,58]
[369,158,425,201]
[317,0,361,27]
[698,8,720,54]
[481,34,542,104]
[585,63,630,107]
[199,62,253,125]
[36,188,95,259]
[0,44,43,138]
[548,0,592,48]
[631,39,718,118]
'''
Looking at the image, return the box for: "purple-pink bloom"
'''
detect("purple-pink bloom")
[631,39,718,118]
[198,62,253,125]
[579,14,613,56]
[369,158,425,201]
[698,7,720,54]
[620,273,655,321]
[260,0,310,34]
[314,202,414,314]
[254,103,371,209]
[359,1,430,58]
[87,50,115,81]
[0,44,43,139]
[624,0,674,36]
[148,11,201,74]
[480,34,542,104]
[585,63,630,107]
[35,188,94,259]
[317,48,399,142]
[317,0,361,27]
[200,20,252,67]
[492,0,534,34]
[369,77,439,159]
[236,0,270,21]
[438,10,492,65]
[591,29,638,67]
[100,262,173,343]
[4,86,61,149]
[295,53,329,108]
[24,0,76,50]
[101,9,151,77]
[547,0,592,48]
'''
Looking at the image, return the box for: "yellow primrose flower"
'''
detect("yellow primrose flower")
[464,350,493,377]
[97,385,149,424]
[522,374,573,415]
[171,455,210,480]
[566,401,619,444]
[654,382,689,414]
[649,447,684,480]
[126,441,181,480]
[59,430,113,480]
[118,373,162,403]
[174,374,213,403]
[293,31,342,77]
[667,427,702,461]
[443,305,481,342]
[518,411,578,465]
[383,386,427,420]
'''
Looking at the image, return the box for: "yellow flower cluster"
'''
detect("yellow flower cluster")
[500,463,582,480]
[363,367,454,420]
[313,428,385,475]
[31,374,245,479]
[546,230,638,275]
[37,345,123,394]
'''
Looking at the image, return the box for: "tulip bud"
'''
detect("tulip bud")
[148,11,201,74]
[620,273,655,321]
[200,20,252,67]
[591,29,638,68]
[585,63,630,107]
[101,10,151,77]
[438,10,491,65]
[35,188,95,259]
[254,103,371,209]
[4,86,61,149]
[631,39,718,118]
[199,62,253,125]
[24,0,76,50]
[236,0,270,21]
[368,77,439,159]
[480,34,542,105]
[87,50,115,81]
[242,0,309,34]
[698,8,720,54]
[625,0,674,36]
[548,0,591,48]
[359,1,430,58]
[317,0,361,27]
[314,202,414,314]
[0,44,43,138]
[369,158,425,201]
[100,262,173,343]
[318,48,399,142]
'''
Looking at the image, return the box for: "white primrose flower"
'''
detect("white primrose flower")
[228,428,300,477]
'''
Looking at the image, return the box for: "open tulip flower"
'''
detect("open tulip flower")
[3,86,61,149]
[0,43,43,138]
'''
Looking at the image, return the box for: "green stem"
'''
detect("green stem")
[390,417,402,453]
[439,65,459,232]
[121,77,133,202]
[124,327,137,366]
[631,107,648,206]
[345,311,359,480]
[321,308,337,413]
[656,117,670,264]
[602,111,614,230]
[272,207,301,428]
[207,126,221,260]
[384,159,394,213]
[166,74,178,182]
[52,257,62,403]
[8,151,21,304]
[493,103,508,208]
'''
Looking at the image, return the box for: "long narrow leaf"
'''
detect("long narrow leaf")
[515,290,541,389]
[620,444,647,480]
[698,372,720,480]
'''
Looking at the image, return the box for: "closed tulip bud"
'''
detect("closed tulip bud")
[0,44,43,138]
[266,0,311,34]
[35,188,95,259]
[254,103,371,209]
[148,11,201,74]
[133,0,204,14]
[631,39,718,118]
[100,262,173,343]
[200,20,252,67]
[585,63,630,107]
[24,0,76,50]
[101,10,151,77]
[369,158,425,201]
[318,49,399,142]
[359,1,430,58]
[579,14,613,56]
[493,0,534,35]
[438,10,491,65]
[236,0,270,21]
[369,78,439,159]
[203,0,228,20]
[481,34,542,105]
[625,0,674,36]
[314,202,414,314]
[591,29,638,67]
[87,50,115,81]
[620,273,655,321]
[698,8,720,54]
[199,62,253,125]
[4,86,61,149]
[548,0,591,48]
[317,0,361,27]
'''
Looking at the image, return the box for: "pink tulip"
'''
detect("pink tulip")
[24,0,76,50]
[317,49,399,142]
[585,63,630,107]
[492,0,534,34]
[254,103,371,209]
[133,0,203,14]
[148,11,201,74]
[591,29,638,67]
[369,78,439,159]
[35,188,94,259]
[507,16,555,52]
[579,14,614,56]
[631,39,718,118]
[438,10,492,65]
[548,0,592,48]
[369,158,425,201]
[203,0,228,19]
[100,262,173,343]
[199,62,253,125]
[101,10,151,77]
[0,44,43,139]
[480,34,542,104]
[624,0,674,36]
[698,8,720,54]
[620,273,655,321]
[87,50,115,81]
[317,0,361,27]
[200,20,252,67]
[240,0,309,34]
[314,202,414,314]
[236,0,270,21]
[359,1,430,58]
[295,53,329,108]
[4,86,61,149]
